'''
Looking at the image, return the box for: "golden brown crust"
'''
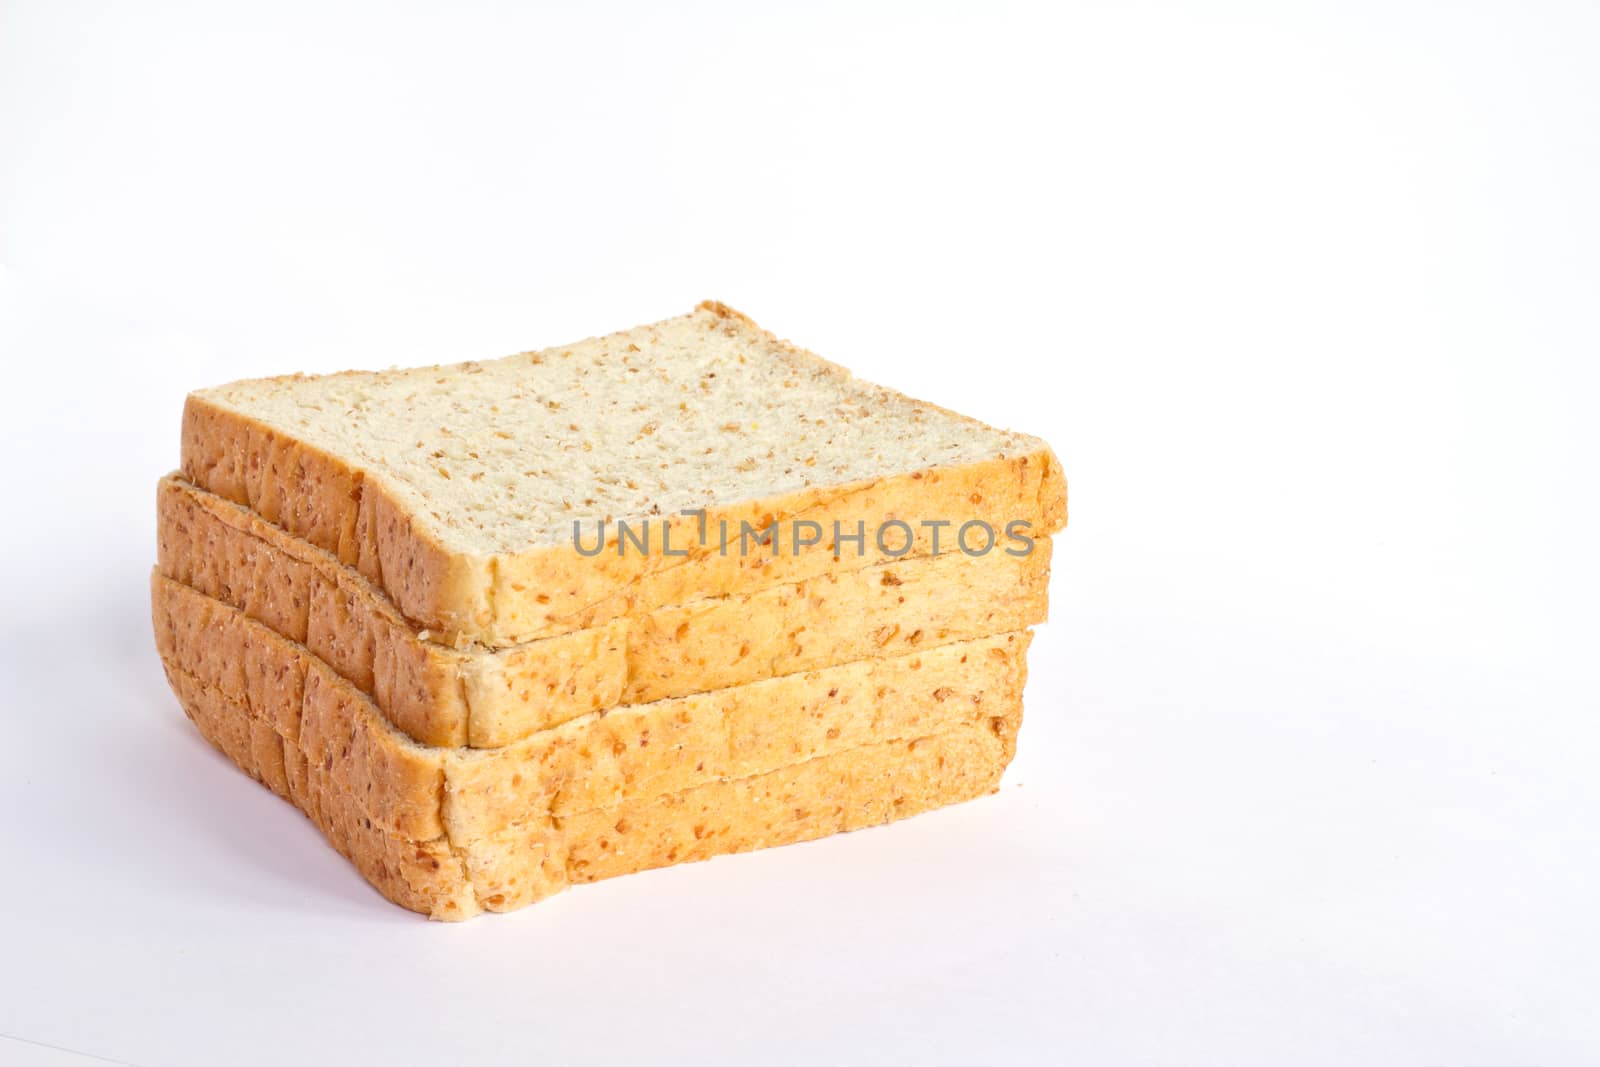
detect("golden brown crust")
[472,722,1013,910]
[169,665,481,920]
[160,474,1050,747]
[151,572,1030,844]
[159,474,626,746]
[487,448,1065,647]
[181,387,1067,648]
[175,655,1014,920]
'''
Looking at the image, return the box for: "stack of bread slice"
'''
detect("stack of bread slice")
[152,302,1067,920]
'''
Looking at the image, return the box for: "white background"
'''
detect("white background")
[2,1,1596,1064]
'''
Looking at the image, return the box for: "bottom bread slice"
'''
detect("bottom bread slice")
[170,662,1018,920]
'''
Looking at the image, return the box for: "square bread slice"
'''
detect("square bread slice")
[153,574,1027,918]
[159,473,1052,747]
[151,573,1030,847]
[182,301,1066,647]
[174,663,1016,920]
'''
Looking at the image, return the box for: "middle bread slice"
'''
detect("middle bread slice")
[158,474,1051,747]
[151,572,1032,845]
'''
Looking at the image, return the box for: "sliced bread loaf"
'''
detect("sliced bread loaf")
[182,302,1066,646]
[159,474,1050,747]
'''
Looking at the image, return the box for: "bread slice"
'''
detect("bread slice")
[151,573,1029,844]
[182,302,1066,647]
[159,474,1051,747]
[174,664,1014,920]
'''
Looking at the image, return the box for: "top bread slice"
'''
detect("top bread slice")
[183,301,1067,647]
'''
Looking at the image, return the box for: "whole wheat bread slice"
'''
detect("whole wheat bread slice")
[182,302,1066,647]
[175,665,1015,920]
[159,473,1050,747]
[152,573,1029,844]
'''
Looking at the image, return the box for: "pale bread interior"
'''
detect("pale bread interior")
[195,303,1042,554]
